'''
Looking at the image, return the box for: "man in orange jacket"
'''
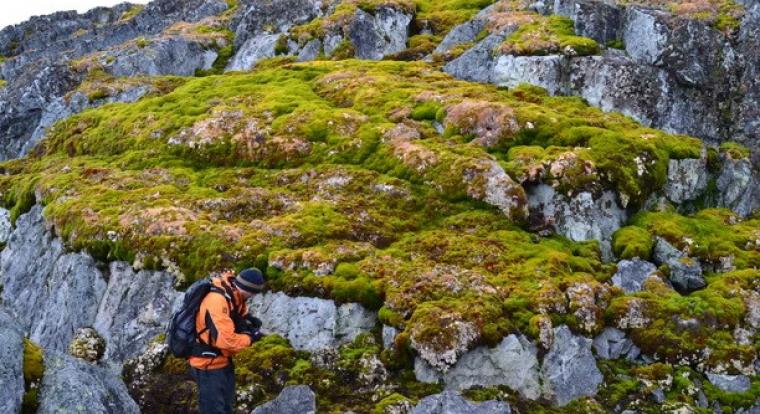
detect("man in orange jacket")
[189,268,265,414]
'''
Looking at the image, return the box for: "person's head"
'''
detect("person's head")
[232,267,265,299]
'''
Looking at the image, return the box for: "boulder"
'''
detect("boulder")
[248,291,376,351]
[227,34,280,72]
[443,34,506,83]
[232,0,325,48]
[611,259,658,294]
[527,184,627,261]
[0,205,107,351]
[653,237,705,293]
[716,156,759,217]
[663,157,708,204]
[38,351,140,414]
[706,373,751,393]
[347,7,412,60]
[93,261,180,362]
[541,325,603,406]
[0,310,25,414]
[592,327,640,360]
[382,325,399,349]
[251,385,316,414]
[492,55,567,95]
[416,335,542,400]
[434,17,488,54]
[411,391,511,414]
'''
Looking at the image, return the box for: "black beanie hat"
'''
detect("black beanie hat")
[234,268,265,294]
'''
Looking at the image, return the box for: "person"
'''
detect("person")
[188,268,265,414]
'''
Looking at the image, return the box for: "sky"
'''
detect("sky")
[1,1,151,29]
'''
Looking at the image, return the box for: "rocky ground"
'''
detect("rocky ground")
[0,0,758,413]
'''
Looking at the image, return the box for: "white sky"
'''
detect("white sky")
[1,1,151,30]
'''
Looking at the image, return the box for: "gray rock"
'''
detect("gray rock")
[434,18,487,54]
[0,208,11,244]
[411,391,511,414]
[441,335,541,400]
[611,259,657,293]
[593,327,640,360]
[664,157,708,204]
[227,33,280,72]
[0,205,107,351]
[93,261,180,363]
[0,309,25,414]
[716,156,759,217]
[232,0,325,49]
[706,373,751,393]
[554,0,622,44]
[248,291,376,351]
[653,237,705,292]
[527,184,627,261]
[443,34,506,83]
[297,39,322,62]
[347,7,412,60]
[492,55,567,95]
[622,8,670,66]
[38,351,140,414]
[251,385,316,414]
[105,37,218,77]
[541,325,603,406]
[382,325,399,349]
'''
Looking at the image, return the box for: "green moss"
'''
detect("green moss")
[612,226,654,260]
[22,339,44,414]
[499,15,599,56]
[606,39,625,49]
[119,4,144,22]
[718,141,750,159]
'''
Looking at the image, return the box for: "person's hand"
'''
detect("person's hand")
[240,328,263,343]
[245,315,262,331]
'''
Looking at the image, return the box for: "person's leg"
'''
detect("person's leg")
[222,363,236,414]
[192,366,231,414]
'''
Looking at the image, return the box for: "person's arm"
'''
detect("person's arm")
[204,293,252,353]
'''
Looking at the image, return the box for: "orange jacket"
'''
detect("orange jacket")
[188,275,252,370]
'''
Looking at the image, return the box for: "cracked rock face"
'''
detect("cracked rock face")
[541,325,603,406]
[415,335,542,400]
[38,351,141,414]
[248,291,376,352]
[348,7,412,60]
[0,205,107,351]
[716,155,759,217]
[663,157,708,204]
[0,310,25,414]
[527,184,627,260]
[411,391,512,414]
[227,34,280,72]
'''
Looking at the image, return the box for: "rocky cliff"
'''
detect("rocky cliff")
[0,0,758,413]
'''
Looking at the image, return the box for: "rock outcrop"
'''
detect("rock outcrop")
[248,291,377,352]
[38,351,140,414]
[414,335,541,400]
[250,385,317,414]
[0,205,178,363]
[653,237,706,292]
[541,325,603,406]
[527,184,626,260]
[411,391,511,414]
[0,310,25,414]
[593,327,640,360]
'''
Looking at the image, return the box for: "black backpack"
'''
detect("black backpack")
[166,278,230,358]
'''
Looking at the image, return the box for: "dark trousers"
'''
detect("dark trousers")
[191,364,235,414]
